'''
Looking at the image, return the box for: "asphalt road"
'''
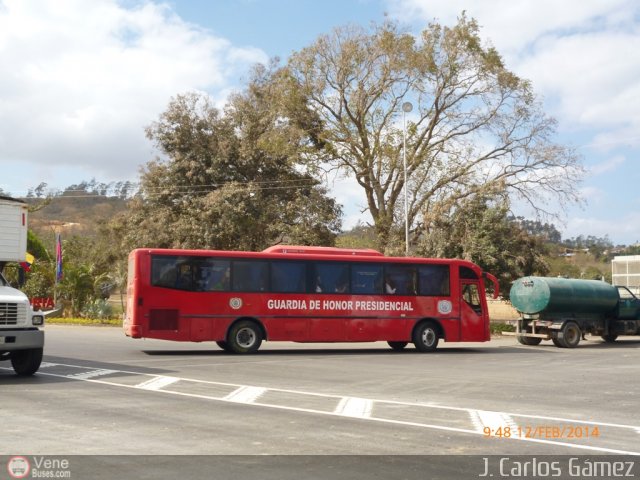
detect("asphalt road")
[1,325,639,478]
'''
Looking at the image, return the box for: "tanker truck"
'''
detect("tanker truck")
[506,276,640,348]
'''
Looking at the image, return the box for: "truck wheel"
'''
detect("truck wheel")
[412,321,439,352]
[387,341,408,351]
[227,320,262,354]
[10,348,43,376]
[601,334,618,343]
[517,336,542,346]
[216,341,231,352]
[558,322,581,348]
[551,334,564,348]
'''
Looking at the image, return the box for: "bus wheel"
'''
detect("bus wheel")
[387,341,408,351]
[10,348,43,376]
[227,320,262,354]
[216,341,231,352]
[558,322,581,348]
[412,321,439,352]
[601,334,618,343]
[517,336,542,346]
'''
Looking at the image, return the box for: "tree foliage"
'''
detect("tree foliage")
[118,67,342,251]
[417,192,549,297]
[282,15,583,252]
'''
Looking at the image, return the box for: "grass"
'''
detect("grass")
[490,321,516,335]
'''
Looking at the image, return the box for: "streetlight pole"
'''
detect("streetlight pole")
[402,101,413,256]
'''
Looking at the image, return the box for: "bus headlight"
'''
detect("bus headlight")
[32,315,44,326]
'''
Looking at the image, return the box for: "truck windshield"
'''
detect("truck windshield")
[0,272,8,286]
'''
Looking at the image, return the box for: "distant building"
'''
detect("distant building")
[612,255,640,294]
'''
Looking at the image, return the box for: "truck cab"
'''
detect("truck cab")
[0,270,45,375]
[615,286,640,320]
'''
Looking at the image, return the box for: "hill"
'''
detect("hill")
[26,193,128,238]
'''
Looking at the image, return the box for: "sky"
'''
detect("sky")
[0,0,638,244]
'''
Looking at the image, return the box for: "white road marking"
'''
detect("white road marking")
[469,410,518,434]
[136,375,180,391]
[68,369,118,380]
[334,397,373,418]
[224,386,267,403]
[7,361,639,455]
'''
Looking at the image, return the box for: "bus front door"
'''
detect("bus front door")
[460,281,487,341]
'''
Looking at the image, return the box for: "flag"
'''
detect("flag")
[20,252,35,272]
[55,233,63,282]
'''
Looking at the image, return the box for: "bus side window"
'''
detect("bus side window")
[232,261,268,292]
[313,263,349,294]
[351,264,383,295]
[151,255,180,289]
[385,265,417,295]
[201,260,230,291]
[175,264,195,290]
[418,265,450,296]
[272,262,306,293]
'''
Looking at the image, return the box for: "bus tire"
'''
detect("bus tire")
[412,321,440,352]
[517,336,542,346]
[558,321,581,348]
[216,341,231,352]
[601,334,618,343]
[227,320,262,354]
[387,341,408,351]
[10,348,43,376]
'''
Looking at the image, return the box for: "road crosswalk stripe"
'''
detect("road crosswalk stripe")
[136,376,180,391]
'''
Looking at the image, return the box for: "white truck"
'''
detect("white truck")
[0,195,44,375]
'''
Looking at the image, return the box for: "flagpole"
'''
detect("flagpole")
[54,232,62,308]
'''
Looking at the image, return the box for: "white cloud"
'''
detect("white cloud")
[565,213,640,245]
[387,0,632,57]
[589,155,626,176]
[0,0,268,182]
[386,0,640,150]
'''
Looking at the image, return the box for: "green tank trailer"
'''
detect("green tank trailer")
[505,276,640,348]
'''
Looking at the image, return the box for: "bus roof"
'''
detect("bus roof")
[132,247,483,271]
[262,246,383,257]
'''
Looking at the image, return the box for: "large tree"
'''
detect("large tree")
[119,66,342,251]
[283,15,583,252]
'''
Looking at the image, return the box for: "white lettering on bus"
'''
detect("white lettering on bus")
[266,298,415,312]
[322,300,354,310]
[354,301,414,312]
[267,299,308,310]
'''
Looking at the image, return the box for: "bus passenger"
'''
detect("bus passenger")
[385,277,396,294]
[211,267,230,291]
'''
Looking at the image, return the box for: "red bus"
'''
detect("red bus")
[124,246,499,353]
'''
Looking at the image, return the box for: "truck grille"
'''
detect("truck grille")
[0,302,23,325]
